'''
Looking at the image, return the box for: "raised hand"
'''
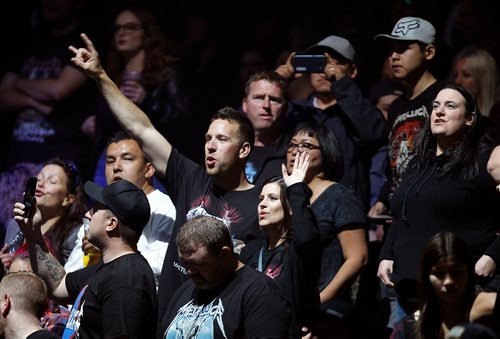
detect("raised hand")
[275,52,297,81]
[13,199,42,238]
[68,33,104,78]
[324,52,348,81]
[282,151,310,187]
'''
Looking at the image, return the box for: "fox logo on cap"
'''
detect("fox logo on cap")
[374,16,436,45]
[393,18,420,36]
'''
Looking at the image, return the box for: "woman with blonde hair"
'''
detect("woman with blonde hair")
[451,47,500,117]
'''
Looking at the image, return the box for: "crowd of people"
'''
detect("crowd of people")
[1,0,500,338]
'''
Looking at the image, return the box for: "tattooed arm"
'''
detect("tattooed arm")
[13,201,70,302]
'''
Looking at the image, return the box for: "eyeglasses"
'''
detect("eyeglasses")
[113,23,143,34]
[286,142,320,153]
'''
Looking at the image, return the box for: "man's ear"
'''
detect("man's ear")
[242,98,248,114]
[349,63,358,79]
[239,142,252,159]
[1,293,11,318]
[105,215,119,232]
[145,162,155,179]
[424,44,436,61]
[220,246,233,258]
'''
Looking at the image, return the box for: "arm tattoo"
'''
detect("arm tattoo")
[35,243,65,281]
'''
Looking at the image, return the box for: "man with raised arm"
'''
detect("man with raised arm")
[69,34,262,328]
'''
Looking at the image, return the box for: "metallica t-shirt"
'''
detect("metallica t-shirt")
[157,149,263,320]
[160,265,290,338]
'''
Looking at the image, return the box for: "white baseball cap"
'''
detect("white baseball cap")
[374,17,436,44]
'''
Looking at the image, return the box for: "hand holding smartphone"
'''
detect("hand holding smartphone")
[23,177,37,217]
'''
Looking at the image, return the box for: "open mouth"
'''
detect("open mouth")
[206,157,216,168]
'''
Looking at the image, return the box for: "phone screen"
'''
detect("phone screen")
[291,55,326,73]
[23,177,37,216]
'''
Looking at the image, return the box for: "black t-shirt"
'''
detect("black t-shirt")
[245,140,286,188]
[63,253,156,339]
[159,265,290,338]
[310,183,366,291]
[379,80,446,203]
[157,149,263,321]
[239,183,321,337]
[27,329,61,339]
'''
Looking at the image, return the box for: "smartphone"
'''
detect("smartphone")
[367,214,395,223]
[23,177,37,217]
[291,54,326,73]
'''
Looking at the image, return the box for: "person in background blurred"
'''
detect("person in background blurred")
[92,5,198,186]
[0,0,96,233]
[451,47,500,118]
[451,47,500,143]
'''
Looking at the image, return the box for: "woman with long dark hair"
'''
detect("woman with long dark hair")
[390,232,476,339]
[378,84,500,325]
[1,158,87,268]
[240,152,321,338]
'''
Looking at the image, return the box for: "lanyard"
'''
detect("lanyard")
[257,247,264,272]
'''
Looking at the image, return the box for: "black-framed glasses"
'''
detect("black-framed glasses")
[286,142,320,153]
[113,23,143,34]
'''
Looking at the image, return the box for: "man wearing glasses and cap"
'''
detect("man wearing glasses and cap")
[276,35,388,210]
[13,179,156,338]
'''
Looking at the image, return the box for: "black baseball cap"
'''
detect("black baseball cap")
[84,180,150,234]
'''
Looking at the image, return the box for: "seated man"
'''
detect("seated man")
[160,216,291,338]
